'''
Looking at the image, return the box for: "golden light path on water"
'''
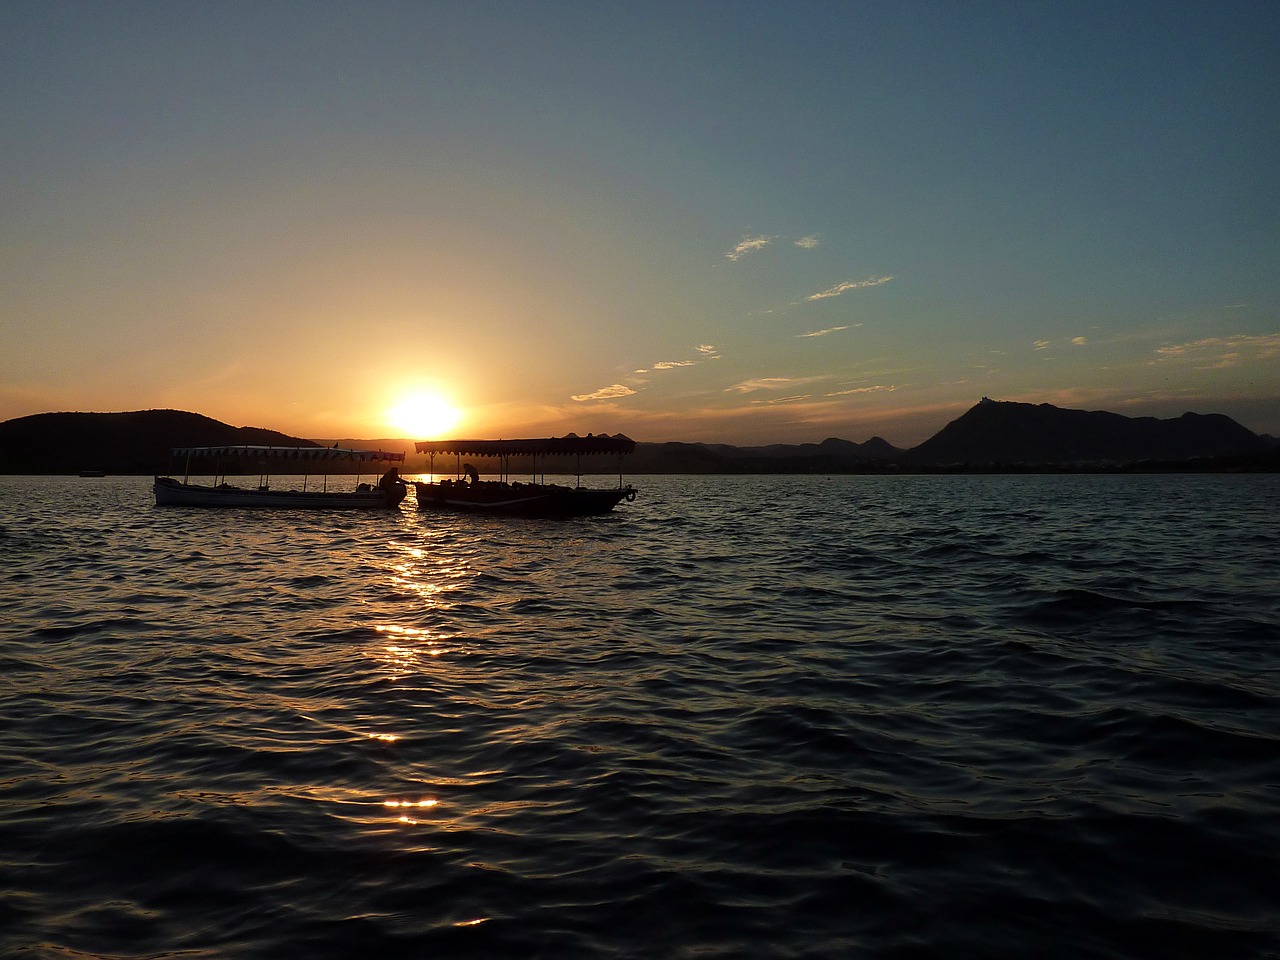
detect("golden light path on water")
[359,533,531,937]
[265,535,477,848]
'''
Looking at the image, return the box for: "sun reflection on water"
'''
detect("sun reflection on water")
[374,624,457,680]
[384,542,472,608]
[383,799,439,809]
[384,797,441,825]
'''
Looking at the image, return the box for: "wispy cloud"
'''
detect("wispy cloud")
[797,325,851,338]
[726,234,821,261]
[825,384,896,397]
[727,377,796,394]
[725,236,774,261]
[588,344,720,400]
[636,344,720,374]
[1154,333,1280,370]
[571,384,636,402]
[752,394,811,405]
[727,376,829,397]
[806,275,894,300]
[1032,337,1086,352]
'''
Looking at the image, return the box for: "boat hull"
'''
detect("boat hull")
[414,481,634,517]
[154,477,406,509]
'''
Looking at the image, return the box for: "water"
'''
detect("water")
[2,474,1277,959]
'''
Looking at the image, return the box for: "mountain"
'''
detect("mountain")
[1,403,1275,475]
[0,410,318,474]
[904,399,1271,466]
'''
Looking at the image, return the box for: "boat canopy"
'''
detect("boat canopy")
[171,445,405,462]
[414,435,635,457]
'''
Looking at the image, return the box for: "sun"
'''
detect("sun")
[387,392,462,439]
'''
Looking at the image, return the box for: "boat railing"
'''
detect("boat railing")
[163,444,406,491]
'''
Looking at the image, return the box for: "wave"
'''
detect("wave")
[1,474,1277,959]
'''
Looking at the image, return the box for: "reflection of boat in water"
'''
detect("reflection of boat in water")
[154,445,407,509]
[413,435,637,517]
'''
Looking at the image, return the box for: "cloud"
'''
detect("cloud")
[727,376,829,397]
[725,236,774,261]
[825,384,896,396]
[726,377,795,394]
[1033,336,1088,353]
[797,325,851,338]
[571,384,636,402]
[642,345,719,373]
[806,275,894,300]
[726,235,821,260]
[624,343,720,382]
[1154,333,1280,368]
[652,360,697,370]
[751,394,811,405]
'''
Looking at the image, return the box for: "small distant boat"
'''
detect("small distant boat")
[154,445,408,509]
[413,434,637,517]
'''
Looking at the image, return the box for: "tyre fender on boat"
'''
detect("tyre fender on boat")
[625,488,637,502]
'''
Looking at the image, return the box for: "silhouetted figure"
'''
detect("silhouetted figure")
[379,467,402,493]
[463,463,479,486]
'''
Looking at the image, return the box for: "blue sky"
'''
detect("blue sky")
[3,1,1277,445]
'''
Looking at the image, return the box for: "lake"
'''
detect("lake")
[1,473,1277,958]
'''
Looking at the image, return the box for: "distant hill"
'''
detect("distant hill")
[904,399,1271,466]
[1,403,1275,474]
[0,410,317,474]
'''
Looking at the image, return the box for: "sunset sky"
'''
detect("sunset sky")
[3,1,1278,446]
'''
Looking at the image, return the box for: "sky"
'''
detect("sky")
[3,0,1278,447]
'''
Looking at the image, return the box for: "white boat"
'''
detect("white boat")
[413,435,637,517]
[153,445,408,509]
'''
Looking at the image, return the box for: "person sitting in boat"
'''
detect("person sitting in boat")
[378,467,404,493]
[463,463,479,486]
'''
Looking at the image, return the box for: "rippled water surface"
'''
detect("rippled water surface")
[2,474,1278,958]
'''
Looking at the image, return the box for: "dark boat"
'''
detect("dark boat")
[412,434,637,517]
[154,445,408,509]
